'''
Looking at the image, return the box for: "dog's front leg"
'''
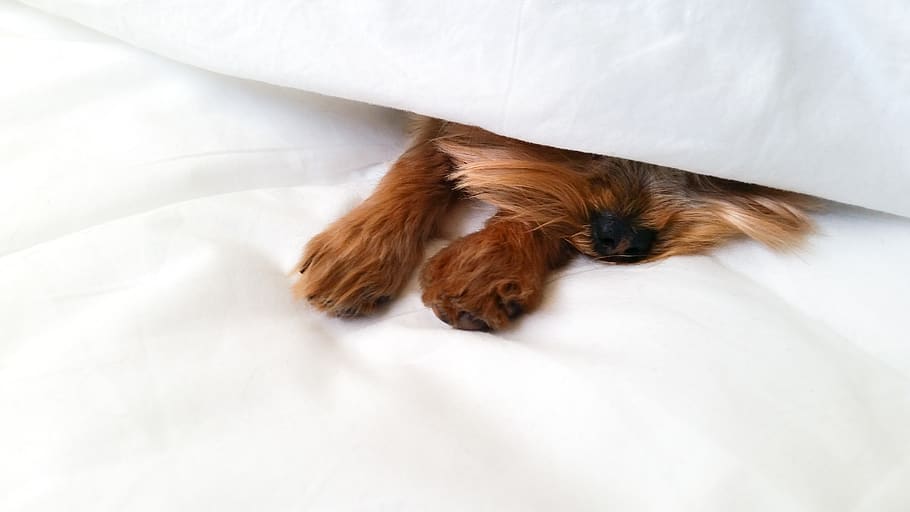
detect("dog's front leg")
[420,217,571,331]
[294,134,456,317]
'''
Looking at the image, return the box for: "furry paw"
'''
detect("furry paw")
[420,235,545,331]
[293,223,418,317]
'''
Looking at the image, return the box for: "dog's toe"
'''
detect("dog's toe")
[423,279,535,332]
[453,311,491,331]
[430,304,492,331]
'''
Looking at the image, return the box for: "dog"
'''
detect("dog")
[293,116,815,331]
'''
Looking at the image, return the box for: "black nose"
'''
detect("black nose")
[590,211,656,261]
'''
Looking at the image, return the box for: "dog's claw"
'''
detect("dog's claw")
[431,307,490,331]
[433,307,451,325]
[453,312,490,332]
[503,300,523,319]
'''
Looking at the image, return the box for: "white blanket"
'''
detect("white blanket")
[16,0,910,217]
[3,2,910,511]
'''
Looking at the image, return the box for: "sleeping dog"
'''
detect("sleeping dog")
[294,116,815,331]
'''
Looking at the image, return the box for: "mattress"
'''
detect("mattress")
[2,2,910,511]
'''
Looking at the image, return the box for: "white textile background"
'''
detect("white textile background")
[16,0,910,217]
[2,2,910,511]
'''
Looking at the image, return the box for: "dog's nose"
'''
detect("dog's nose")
[590,211,656,260]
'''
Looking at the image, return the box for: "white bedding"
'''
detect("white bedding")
[3,2,910,511]
[16,0,910,217]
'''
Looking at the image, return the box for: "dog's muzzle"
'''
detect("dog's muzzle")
[590,211,656,262]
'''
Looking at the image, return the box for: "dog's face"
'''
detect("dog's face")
[567,157,815,262]
[441,139,814,263]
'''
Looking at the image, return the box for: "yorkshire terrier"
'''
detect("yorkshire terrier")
[294,116,815,331]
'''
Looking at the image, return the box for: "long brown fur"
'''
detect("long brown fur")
[294,116,817,330]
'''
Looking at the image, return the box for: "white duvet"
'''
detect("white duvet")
[2,2,910,511]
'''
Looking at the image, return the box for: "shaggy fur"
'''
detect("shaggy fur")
[294,116,816,331]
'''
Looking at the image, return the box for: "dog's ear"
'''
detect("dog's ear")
[434,139,519,167]
[700,186,818,249]
[447,159,591,230]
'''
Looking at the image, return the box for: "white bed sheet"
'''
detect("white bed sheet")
[3,3,910,511]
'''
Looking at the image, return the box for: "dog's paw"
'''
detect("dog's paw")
[419,235,544,331]
[293,224,416,317]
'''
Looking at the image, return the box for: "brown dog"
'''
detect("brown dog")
[294,116,814,331]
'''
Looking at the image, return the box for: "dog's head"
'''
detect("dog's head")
[442,142,815,263]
